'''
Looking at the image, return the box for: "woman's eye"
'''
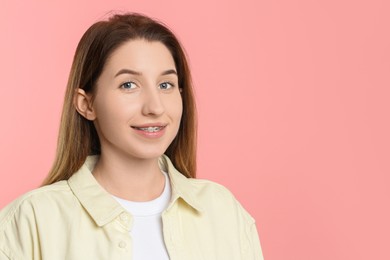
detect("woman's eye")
[120,82,136,90]
[159,82,173,90]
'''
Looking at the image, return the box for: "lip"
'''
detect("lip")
[131,122,167,128]
[131,123,167,138]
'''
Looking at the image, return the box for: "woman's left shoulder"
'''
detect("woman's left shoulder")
[187,178,255,223]
[187,177,237,198]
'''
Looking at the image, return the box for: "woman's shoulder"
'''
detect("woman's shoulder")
[0,181,83,258]
[183,177,256,224]
[188,177,238,199]
[0,180,72,230]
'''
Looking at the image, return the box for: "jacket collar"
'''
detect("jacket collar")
[158,155,204,213]
[68,155,202,227]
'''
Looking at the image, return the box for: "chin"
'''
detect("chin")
[130,148,168,160]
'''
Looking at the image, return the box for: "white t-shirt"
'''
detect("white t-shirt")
[113,172,171,260]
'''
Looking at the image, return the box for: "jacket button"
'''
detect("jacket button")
[120,213,129,221]
[118,241,127,248]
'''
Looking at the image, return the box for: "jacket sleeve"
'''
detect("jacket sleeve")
[250,222,264,260]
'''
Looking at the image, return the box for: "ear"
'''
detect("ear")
[74,88,96,120]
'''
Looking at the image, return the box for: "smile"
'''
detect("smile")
[132,126,165,132]
[131,124,167,138]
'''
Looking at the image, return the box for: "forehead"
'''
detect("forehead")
[104,39,176,74]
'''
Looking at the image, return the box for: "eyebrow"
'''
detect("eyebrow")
[114,69,177,77]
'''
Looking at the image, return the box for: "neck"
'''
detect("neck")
[92,151,166,202]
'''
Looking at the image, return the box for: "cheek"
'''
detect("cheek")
[93,99,117,123]
[94,95,138,121]
[167,94,183,122]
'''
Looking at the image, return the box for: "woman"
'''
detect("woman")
[0,13,263,259]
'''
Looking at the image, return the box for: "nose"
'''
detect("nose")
[141,87,165,116]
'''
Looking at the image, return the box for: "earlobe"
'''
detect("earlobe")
[74,88,96,120]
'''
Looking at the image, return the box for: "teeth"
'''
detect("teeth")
[138,126,163,132]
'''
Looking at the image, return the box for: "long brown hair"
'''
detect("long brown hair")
[42,13,197,185]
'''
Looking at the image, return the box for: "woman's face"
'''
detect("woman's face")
[90,39,183,160]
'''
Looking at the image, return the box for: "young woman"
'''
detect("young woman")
[0,13,264,260]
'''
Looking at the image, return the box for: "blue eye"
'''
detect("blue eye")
[159,82,173,90]
[121,82,136,89]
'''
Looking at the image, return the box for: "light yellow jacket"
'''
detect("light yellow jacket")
[0,155,264,259]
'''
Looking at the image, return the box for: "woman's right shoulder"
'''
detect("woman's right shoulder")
[0,180,73,230]
[0,181,80,258]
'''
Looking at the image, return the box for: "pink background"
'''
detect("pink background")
[1,0,389,259]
